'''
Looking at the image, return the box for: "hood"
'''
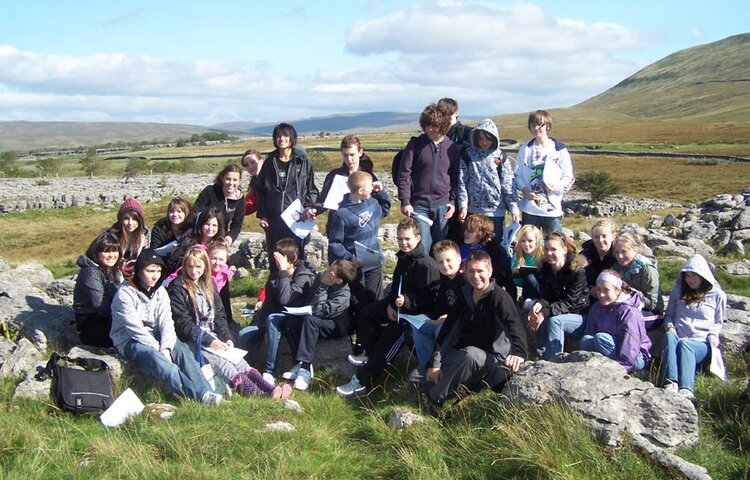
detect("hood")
[133,249,167,297]
[468,118,500,153]
[77,254,99,269]
[616,291,644,310]
[678,254,721,293]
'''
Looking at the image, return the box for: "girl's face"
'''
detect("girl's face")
[463,229,480,247]
[185,259,205,281]
[475,134,493,151]
[275,134,292,149]
[209,250,227,273]
[201,218,219,241]
[614,243,636,267]
[592,227,615,255]
[529,122,548,139]
[223,171,241,196]
[597,280,620,306]
[243,155,262,176]
[168,206,186,226]
[684,271,705,290]
[519,233,537,255]
[122,213,139,233]
[99,249,119,268]
[544,237,567,269]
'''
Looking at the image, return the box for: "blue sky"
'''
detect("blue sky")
[0,0,747,125]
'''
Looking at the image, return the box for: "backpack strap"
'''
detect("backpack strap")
[35,352,62,381]
[69,356,110,372]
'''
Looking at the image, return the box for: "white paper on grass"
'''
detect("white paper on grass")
[542,158,563,190]
[283,305,313,316]
[280,199,315,239]
[202,346,248,364]
[100,388,144,428]
[709,345,727,381]
[412,212,434,227]
[354,241,384,267]
[322,175,350,210]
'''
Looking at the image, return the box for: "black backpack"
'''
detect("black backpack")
[391,136,419,184]
[37,352,115,416]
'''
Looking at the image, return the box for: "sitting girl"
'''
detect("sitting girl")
[151,197,191,257]
[111,198,150,277]
[581,270,651,373]
[168,246,291,399]
[612,232,663,327]
[510,224,544,300]
[661,254,726,399]
[166,207,225,275]
[208,241,237,327]
[73,231,123,347]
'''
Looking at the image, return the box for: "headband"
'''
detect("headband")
[597,272,622,289]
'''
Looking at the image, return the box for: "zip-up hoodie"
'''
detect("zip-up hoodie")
[387,242,440,313]
[457,118,518,217]
[396,133,459,208]
[110,250,176,356]
[309,272,351,331]
[584,292,652,372]
[665,254,726,341]
[255,146,319,219]
[514,137,574,218]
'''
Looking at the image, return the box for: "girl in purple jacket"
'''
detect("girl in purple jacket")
[580,269,652,372]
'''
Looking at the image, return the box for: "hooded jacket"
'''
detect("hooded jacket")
[193,183,245,242]
[396,133,459,208]
[255,146,319,219]
[73,255,122,319]
[315,152,377,233]
[514,137,574,218]
[167,274,231,347]
[309,272,351,331]
[665,254,726,341]
[584,292,652,372]
[327,190,391,272]
[457,118,518,217]
[110,250,176,355]
[613,254,663,313]
[252,260,317,328]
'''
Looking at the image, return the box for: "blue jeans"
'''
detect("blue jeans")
[522,212,562,235]
[661,332,710,392]
[411,322,443,367]
[264,313,292,374]
[537,313,585,360]
[123,339,210,401]
[413,205,449,253]
[580,332,645,371]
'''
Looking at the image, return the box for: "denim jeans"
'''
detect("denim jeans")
[661,332,710,392]
[123,339,210,401]
[536,313,585,360]
[413,205,449,253]
[580,332,645,371]
[522,212,562,235]
[411,322,443,367]
[264,313,291,374]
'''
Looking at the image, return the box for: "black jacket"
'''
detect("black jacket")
[73,255,121,318]
[387,242,440,313]
[255,146,319,219]
[252,261,317,328]
[580,239,616,287]
[193,184,245,242]
[167,274,231,347]
[534,258,590,318]
[150,217,178,251]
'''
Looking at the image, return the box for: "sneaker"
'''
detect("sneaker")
[347,353,368,367]
[293,368,313,391]
[201,391,223,405]
[678,388,695,400]
[262,372,276,386]
[282,362,302,381]
[406,367,427,391]
[336,375,367,397]
[664,382,679,394]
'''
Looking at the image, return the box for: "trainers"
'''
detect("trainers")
[262,372,276,386]
[678,388,695,400]
[406,367,427,391]
[293,367,313,391]
[282,362,302,380]
[336,375,367,397]
[664,382,679,394]
[347,353,368,367]
[201,391,223,405]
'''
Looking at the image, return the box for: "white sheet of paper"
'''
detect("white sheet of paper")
[280,198,315,239]
[542,158,563,190]
[503,221,521,253]
[354,241,383,267]
[202,346,248,364]
[412,212,434,227]
[399,313,433,330]
[709,345,727,381]
[322,175,350,210]
[100,388,144,428]
[283,305,313,316]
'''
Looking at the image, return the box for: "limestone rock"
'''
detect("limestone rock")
[66,346,123,383]
[723,240,746,257]
[47,277,76,307]
[504,351,699,449]
[264,421,294,432]
[723,260,750,276]
[388,407,425,429]
[0,338,44,379]
[654,244,694,259]
[683,238,714,257]
[14,371,51,401]
[731,208,750,230]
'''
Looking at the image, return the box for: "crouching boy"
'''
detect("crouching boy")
[281,259,357,390]
[425,250,527,414]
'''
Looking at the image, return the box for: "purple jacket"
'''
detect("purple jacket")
[584,293,651,372]
[396,133,459,208]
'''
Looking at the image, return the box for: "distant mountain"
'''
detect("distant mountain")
[0,121,213,151]
[212,111,419,136]
[578,33,750,121]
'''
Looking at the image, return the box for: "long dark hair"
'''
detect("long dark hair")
[116,210,145,262]
[191,207,225,243]
[681,273,709,305]
[85,231,122,282]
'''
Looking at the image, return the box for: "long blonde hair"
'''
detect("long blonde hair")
[181,245,215,314]
[515,224,544,266]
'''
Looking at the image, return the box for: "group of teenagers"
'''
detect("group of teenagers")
[71,98,727,413]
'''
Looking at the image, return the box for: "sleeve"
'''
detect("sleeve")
[312,283,351,319]
[396,138,416,206]
[255,157,272,219]
[583,305,598,337]
[614,308,646,372]
[227,195,245,241]
[500,155,519,215]
[373,189,391,218]
[155,289,177,351]
[315,171,336,213]
[514,144,530,191]
[193,185,214,214]
[302,154,319,208]
[710,291,726,338]
[79,268,106,316]
[110,288,160,351]
[244,190,258,216]
[496,290,528,359]
[276,267,314,307]
[635,262,661,312]
[663,287,679,330]
[327,211,353,262]
[400,261,441,313]
[558,147,575,194]
[543,269,589,318]
[457,154,469,209]
[150,223,167,249]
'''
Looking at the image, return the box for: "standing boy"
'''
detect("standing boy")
[336,217,440,397]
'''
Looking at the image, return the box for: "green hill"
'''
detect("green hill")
[578,33,750,121]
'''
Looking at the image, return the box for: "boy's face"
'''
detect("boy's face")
[465,259,492,292]
[397,227,420,253]
[463,228,480,247]
[357,178,373,199]
[341,145,363,172]
[138,264,162,289]
[321,266,342,287]
[424,124,444,143]
[435,249,461,278]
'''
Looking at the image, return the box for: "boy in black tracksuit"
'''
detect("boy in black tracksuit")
[336,217,440,397]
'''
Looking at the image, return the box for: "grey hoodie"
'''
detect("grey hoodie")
[664,254,726,341]
[457,118,518,216]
